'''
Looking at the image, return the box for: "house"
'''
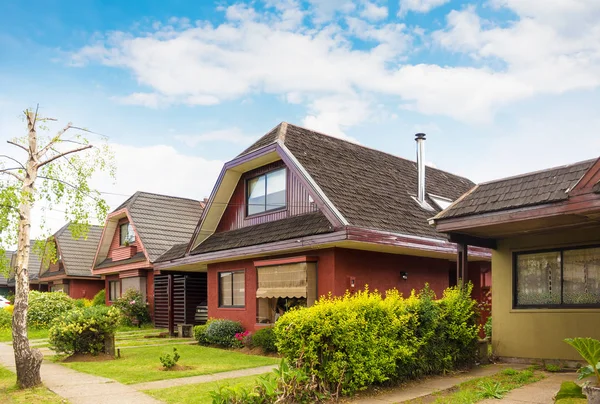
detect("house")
[155,123,491,332]
[431,157,600,362]
[37,223,104,299]
[92,192,205,327]
[0,251,14,297]
[8,243,46,292]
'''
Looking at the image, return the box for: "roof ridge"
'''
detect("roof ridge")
[476,158,597,186]
[284,122,474,184]
[131,191,202,204]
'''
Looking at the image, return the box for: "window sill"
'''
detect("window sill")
[510,307,600,313]
[217,306,246,311]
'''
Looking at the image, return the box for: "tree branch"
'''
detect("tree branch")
[0,170,24,182]
[0,155,25,170]
[6,141,28,153]
[37,175,101,202]
[36,122,73,158]
[37,144,92,168]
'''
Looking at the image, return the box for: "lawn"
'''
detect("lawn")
[0,365,66,403]
[0,328,50,342]
[56,344,278,384]
[145,373,267,404]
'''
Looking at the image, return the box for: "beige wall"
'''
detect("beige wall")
[492,225,600,361]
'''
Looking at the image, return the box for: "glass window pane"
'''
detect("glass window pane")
[247,176,266,215]
[563,247,600,305]
[220,273,233,306]
[120,224,127,245]
[516,251,561,306]
[232,272,245,306]
[266,169,286,210]
[127,224,135,243]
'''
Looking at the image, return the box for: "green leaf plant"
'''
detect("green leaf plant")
[0,106,115,388]
[564,338,600,386]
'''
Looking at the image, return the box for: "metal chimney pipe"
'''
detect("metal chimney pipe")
[415,133,426,203]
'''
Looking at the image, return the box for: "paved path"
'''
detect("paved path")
[0,343,162,404]
[480,371,579,403]
[353,363,529,403]
[132,364,277,391]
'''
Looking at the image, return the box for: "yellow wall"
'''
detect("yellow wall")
[492,226,600,361]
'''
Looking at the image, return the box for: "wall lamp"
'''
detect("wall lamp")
[400,271,408,281]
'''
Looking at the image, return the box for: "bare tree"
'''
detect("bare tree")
[0,106,114,388]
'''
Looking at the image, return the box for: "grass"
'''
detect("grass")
[145,373,266,404]
[0,365,66,403]
[0,328,50,342]
[55,344,278,384]
[408,367,545,404]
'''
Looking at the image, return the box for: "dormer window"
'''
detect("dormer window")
[120,223,135,246]
[247,168,287,216]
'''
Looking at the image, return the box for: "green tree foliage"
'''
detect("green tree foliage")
[49,306,120,355]
[274,285,479,396]
[28,290,76,329]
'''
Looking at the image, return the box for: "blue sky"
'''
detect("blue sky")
[1,0,600,234]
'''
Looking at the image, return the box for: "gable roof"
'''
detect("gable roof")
[241,122,474,239]
[53,224,103,277]
[7,243,42,286]
[434,159,597,220]
[106,192,204,263]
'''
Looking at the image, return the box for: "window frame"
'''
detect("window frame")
[120,223,135,246]
[513,244,600,309]
[245,168,287,217]
[108,280,121,302]
[218,270,246,308]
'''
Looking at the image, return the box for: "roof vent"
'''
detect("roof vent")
[413,133,434,211]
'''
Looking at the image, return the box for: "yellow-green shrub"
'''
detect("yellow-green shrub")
[0,306,11,329]
[49,306,120,355]
[274,284,479,396]
[28,290,76,329]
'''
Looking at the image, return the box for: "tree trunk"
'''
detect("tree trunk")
[12,111,43,388]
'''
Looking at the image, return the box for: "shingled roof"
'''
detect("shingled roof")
[116,192,204,262]
[435,159,597,220]
[244,123,473,238]
[7,243,42,286]
[53,224,103,277]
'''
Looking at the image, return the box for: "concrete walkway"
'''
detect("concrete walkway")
[480,371,579,404]
[132,364,277,391]
[353,363,529,403]
[0,343,162,404]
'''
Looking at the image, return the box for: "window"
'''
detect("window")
[514,246,600,308]
[120,223,135,246]
[109,280,121,301]
[219,271,245,307]
[247,168,286,216]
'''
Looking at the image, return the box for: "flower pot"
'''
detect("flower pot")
[583,384,600,404]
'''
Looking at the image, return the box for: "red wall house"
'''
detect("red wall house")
[37,224,104,299]
[92,192,204,325]
[156,122,493,332]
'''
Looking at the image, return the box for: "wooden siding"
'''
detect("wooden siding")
[107,218,142,260]
[154,273,207,329]
[216,160,319,232]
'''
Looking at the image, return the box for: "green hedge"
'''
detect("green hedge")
[0,307,11,330]
[91,289,106,306]
[49,306,120,355]
[252,327,277,353]
[274,285,479,395]
[28,290,76,329]
[194,319,244,347]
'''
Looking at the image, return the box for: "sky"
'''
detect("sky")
[1,0,600,237]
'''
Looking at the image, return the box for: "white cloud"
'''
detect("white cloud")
[174,128,255,147]
[114,92,163,108]
[360,1,388,21]
[302,94,366,142]
[398,0,450,16]
[70,1,600,130]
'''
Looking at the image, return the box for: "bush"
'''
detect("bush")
[199,319,244,347]
[484,316,492,339]
[159,347,181,369]
[194,323,210,344]
[252,327,277,353]
[74,298,93,308]
[112,289,151,326]
[49,306,120,355]
[0,307,11,330]
[28,290,76,329]
[274,284,479,396]
[91,289,106,306]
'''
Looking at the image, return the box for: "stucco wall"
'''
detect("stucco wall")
[492,226,600,361]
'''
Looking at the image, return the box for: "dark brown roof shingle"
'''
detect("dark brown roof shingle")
[55,224,103,277]
[435,159,596,220]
